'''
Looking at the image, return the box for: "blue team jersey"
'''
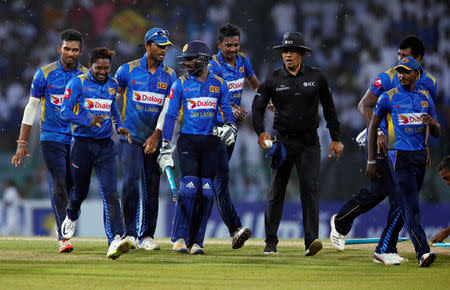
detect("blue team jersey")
[60,71,123,139]
[208,51,255,123]
[30,60,88,144]
[162,71,235,141]
[374,85,436,151]
[115,55,177,144]
[369,66,437,134]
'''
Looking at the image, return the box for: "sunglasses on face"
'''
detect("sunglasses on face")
[149,29,169,39]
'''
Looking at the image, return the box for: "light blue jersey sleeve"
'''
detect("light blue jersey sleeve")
[374,92,392,119]
[30,69,46,99]
[60,77,91,127]
[115,63,129,89]
[162,80,182,141]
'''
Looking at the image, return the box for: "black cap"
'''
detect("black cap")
[272,32,312,52]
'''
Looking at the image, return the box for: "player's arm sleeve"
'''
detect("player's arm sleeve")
[244,56,255,79]
[208,61,222,77]
[373,93,390,118]
[369,72,390,97]
[60,78,90,127]
[162,81,182,141]
[156,72,177,131]
[219,81,235,123]
[318,72,341,141]
[111,88,123,130]
[114,64,128,89]
[29,69,45,100]
[251,79,271,135]
[21,96,41,125]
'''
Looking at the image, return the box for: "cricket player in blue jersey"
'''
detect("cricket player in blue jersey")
[330,35,438,265]
[366,57,440,267]
[11,29,87,253]
[115,28,177,250]
[207,23,259,248]
[159,40,237,254]
[59,47,132,259]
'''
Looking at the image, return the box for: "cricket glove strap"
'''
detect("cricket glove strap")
[213,122,238,146]
[158,140,175,172]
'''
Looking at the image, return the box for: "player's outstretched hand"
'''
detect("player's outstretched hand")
[157,140,175,172]
[118,127,132,144]
[90,115,104,128]
[11,142,29,167]
[328,141,344,160]
[144,129,161,154]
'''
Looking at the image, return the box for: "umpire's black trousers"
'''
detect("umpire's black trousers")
[265,132,321,249]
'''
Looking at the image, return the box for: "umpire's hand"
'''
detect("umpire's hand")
[328,141,344,160]
[258,132,272,150]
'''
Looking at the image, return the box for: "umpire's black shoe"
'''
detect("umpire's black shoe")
[263,244,278,255]
[231,227,252,249]
[305,239,322,256]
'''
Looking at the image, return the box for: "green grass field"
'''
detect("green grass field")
[0,237,449,289]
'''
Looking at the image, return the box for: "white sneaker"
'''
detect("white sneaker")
[231,227,252,249]
[61,216,77,240]
[172,238,188,253]
[391,253,408,263]
[419,252,436,267]
[190,243,204,254]
[373,252,400,266]
[138,237,161,250]
[125,236,137,249]
[330,214,346,252]
[58,239,74,253]
[106,235,132,260]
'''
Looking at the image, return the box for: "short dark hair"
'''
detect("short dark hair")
[438,156,450,172]
[61,29,82,47]
[89,47,115,65]
[218,23,240,41]
[398,35,425,58]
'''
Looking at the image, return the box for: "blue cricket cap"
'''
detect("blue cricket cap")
[266,141,286,169]
[395,57,420,71]
[144,28,172,46]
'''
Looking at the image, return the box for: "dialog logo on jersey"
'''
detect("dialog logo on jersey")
[50,94,64,106]
[187,97,217,110]
[373,77,382,89]
[398,113,423,125]
[133,90,164,105]
[227,78,244,92]
[84,98,112,112]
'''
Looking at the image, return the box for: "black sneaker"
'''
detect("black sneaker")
[231,227,252,249]
[305,239,322,256]
[419,252,436,267]
[263,244,278,255]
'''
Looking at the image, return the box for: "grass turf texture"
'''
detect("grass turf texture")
[0,237,449,289]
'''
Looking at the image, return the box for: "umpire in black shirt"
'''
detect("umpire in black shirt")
[252,32,344,256]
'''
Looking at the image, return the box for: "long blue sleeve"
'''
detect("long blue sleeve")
[60,77,91,127]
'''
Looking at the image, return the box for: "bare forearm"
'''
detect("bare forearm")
[18,124,32,141]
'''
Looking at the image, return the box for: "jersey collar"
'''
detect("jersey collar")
[281,63,305,77]
[217,51,239,72]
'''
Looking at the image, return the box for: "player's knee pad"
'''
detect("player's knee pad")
[180,176,200,201]
[200,178,215,200]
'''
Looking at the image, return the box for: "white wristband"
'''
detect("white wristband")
[367,160,376,164]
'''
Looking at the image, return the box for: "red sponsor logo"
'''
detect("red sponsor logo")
[399,114,421,124]
[401,58,409,63]
[184,88,189,92]
[395,104,399,108]
[131,80,136,84]
[133,91,163,105]
[188,99,196,109]
[228,82,244,91]
[48,84,52,88]
[51,95,61,104]
[84,87,89,91]
[373,78,382,89]
[64,89,71,99]
[169,88,174,99]
[86,99,94,109]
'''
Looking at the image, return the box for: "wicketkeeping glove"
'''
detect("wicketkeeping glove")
[212,122,238,146]
[157,140,176,172]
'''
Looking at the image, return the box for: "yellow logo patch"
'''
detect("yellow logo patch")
[239,66,244,73]
[210,86,219,92]
[157,82,167,89]
[109,88,115,95]
[182,44,188,52]
[421,101,429,107]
